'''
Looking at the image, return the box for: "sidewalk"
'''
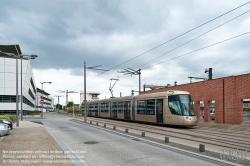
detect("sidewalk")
[0,120,74,166]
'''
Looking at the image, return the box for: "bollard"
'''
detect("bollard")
[165,136,169,143]
[104,124,106,128]
[113,126,116,130]
[125,129,128,133]
[199,144,205,152]
[96,122,98,126]
[90,121,92,124]
[142,132,145,137]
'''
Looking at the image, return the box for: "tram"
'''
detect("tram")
[82,90,197,127]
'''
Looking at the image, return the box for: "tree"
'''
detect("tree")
[67,101,73,107]
[56,104,62,110]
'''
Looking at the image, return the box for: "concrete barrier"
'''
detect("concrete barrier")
[165,136,169,143]
[199,144,205,152]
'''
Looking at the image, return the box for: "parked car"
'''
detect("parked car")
[0,119,13,130]
[0,124,10,137]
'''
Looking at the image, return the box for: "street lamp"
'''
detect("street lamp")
[84,61,109,122]
[0,50,38,126]
[40,82,52,117]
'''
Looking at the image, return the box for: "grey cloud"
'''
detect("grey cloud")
[1,0,249,82]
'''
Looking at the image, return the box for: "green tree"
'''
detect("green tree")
[67,101,73,107]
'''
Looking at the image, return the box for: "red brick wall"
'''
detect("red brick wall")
[140,73,250,124]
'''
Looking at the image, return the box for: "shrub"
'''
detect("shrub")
[29,110,41,115]
[0,114,17,122]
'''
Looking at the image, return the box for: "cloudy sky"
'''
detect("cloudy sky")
[0,0,250,105]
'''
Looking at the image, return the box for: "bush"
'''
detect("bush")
[0,114,17,122]
[28,110,41,115]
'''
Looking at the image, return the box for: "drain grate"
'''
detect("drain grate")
[132,138,140,141]
[84,141,98,145]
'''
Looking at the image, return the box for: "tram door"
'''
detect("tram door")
[112,102,118,118]
[124,101,130,120]
[156,99,163,124]
[95,104,98,117]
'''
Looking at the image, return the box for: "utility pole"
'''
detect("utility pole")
[58,90,77,111]
[53,95,63,110]
[205,68,213,80]
[83,61,109,122]
[118,68,141,92]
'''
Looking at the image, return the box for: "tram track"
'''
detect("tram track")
[58,114,250,152]
[69,117,250,152]
[85,117,250,144]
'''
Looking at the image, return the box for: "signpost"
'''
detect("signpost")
[40,100,44,116]
[40,99,44,104]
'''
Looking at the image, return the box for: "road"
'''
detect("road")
[29,113,241,166]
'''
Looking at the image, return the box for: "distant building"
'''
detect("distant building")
[80,91,100,104]
[36,88,54,112]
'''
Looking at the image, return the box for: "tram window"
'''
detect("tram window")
[118,102,123,113]
[101,103,109,112]
[137,101,146,114]
[137,100,155,115]
[146,99,155,115]
[168,100,182,115]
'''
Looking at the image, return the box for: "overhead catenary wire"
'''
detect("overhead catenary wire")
[142,31,250,70]
[137,9,250,69]
[87,31,250,89]
[69,1,250,90]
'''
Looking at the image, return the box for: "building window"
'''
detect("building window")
[92,94,98,98]
[29,89,35,100]
[30,78,36,94]
[0,95,16,103]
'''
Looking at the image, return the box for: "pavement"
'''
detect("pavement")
[0,113,249,166]
[0,120,74,166]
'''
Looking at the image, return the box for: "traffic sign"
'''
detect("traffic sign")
[40,99,44,104]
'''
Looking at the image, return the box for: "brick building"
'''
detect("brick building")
[140,73,250,124]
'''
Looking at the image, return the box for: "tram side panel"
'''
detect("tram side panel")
[99,101,111,118]
[134,99,157,123]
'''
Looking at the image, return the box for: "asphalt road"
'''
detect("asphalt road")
[29,113,241,166]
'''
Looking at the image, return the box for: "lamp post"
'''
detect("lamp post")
[40,82,52,117]
[83,61,109,122]
[0,50,38,126]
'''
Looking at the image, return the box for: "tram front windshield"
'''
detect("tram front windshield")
[168,94,196,116]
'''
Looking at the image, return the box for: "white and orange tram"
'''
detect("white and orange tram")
[82,90,197,127]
